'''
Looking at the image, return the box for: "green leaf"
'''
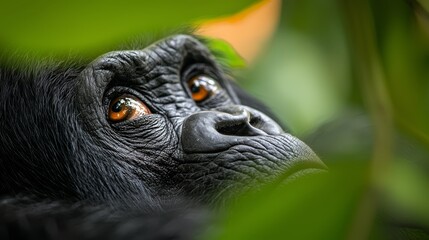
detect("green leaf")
[202,37,247,69]
[0,0,257,60]
[378,159,429,226]
[205,161,369,240]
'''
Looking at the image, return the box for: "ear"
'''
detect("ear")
[228,81,289,132]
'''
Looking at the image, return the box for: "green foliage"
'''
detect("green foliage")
[206,162,368,240]
[203,37,247,69]
[379,159,429,225]
[0,0,257,60]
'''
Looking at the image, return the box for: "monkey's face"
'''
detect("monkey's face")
[76,35,326,204]
[0,35,325,206]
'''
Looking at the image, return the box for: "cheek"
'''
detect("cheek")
[113,115,179,152]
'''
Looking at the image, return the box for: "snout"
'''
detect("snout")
[180,105,327,180]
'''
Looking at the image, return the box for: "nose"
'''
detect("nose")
[181,105,284,153]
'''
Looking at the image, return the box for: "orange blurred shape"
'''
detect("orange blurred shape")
[196,0,281,63]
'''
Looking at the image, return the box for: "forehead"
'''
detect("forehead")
[79,35,219,88]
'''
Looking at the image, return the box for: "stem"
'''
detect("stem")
[340,0,394,239]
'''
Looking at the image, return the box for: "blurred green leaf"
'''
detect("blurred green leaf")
[203,37,246,69]
[206,162,368,240]
[417,0,429,12]
[379,159,429,226]
[0,0,257,60]
[373,0,429,148]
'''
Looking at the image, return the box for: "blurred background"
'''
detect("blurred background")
[1,0,429,239]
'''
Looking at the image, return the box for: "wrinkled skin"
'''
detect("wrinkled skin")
[75,35,324,203]
[0,35,325,239]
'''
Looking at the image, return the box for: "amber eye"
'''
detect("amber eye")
[187,75,220,102]
[108,95,151,122]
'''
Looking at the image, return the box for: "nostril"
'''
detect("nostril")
[181,106,283,153]
[249,115,263,129]
[216,123,242,136]
[215,115,267,137]
[216,121,251,136]
[213,105,282,137]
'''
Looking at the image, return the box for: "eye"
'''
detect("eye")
[108,95,151,122]
[187,75,221,102]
